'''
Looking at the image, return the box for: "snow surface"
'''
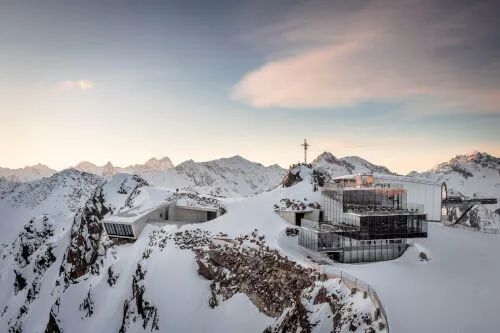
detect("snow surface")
[332,223,500,333]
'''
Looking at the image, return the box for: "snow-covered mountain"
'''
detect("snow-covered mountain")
[407,151,500,230]
[0,172,383,333]
[311,152,396,177]
[126,157,174,172]
[0,169,103,243]
[73,157,175,178]
[0,164,57,182]
[137,155,286,197]
[407,151,500,200]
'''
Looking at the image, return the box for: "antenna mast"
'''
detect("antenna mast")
[301,139,309,164]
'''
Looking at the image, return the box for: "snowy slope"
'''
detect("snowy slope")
[312,152,396,178]
[138,155,286,197]
[332,224,500,333]
[0,164,57,182]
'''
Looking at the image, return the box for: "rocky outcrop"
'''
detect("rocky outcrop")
[274,198,321,211]
[265,281,383,333]
[63,185,110,282]
[281,168,304,188]
[119,263,159,333]
[285,228,299,237]
[195,232,316,318]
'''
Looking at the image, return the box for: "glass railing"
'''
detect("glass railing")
[324,182,404,190]
[343,203,425,215]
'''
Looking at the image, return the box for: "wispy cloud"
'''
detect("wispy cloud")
[232,0,500,113]
[57,80,94,91]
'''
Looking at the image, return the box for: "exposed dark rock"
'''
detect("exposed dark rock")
[14,270,27,294]
[44,312,61,333]
[264,301,312,333]
[196,259,214,280]
[281,169,303,188]
[79,288,95,318]
[274,198,321,211]
[107,265,119,287]
[119,263,159,332]
[195,231,316,318]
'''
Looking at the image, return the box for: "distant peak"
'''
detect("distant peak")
[312,151,339,165]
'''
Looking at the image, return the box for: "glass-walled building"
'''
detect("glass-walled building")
[298,174,432,263]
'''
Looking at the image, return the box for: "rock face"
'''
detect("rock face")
[60,174,149,284]
[195,231,317,317]
[62,185,110,282]
[281,167,304,188]
[119,263,159,333]
[265,280,383,333]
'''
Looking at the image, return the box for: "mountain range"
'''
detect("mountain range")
[0,157,175,182]
[1,151,499,199]
[0,150,499,332]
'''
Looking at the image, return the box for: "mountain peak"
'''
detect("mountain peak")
[311,151,340,165]
[143,156,174,171]
[429,151,499,175]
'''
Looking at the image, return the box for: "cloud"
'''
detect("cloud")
[57,80,94,91]
[232,0,500,113]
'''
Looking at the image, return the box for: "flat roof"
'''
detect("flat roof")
[275,208,314,212]
[102,200,174,224]
[333,173,443,186]
[175,198,221,212]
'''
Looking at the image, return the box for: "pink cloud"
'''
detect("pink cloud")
[57,80,94,91]
[232,0,500,112]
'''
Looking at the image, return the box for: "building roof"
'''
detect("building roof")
[102,200,174,224]
[175,198,220,212]
[333,173,444,186]
[275,208,314,212]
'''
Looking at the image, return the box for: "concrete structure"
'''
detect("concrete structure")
[299,174,441,263]
[102,201,173,239]
[275,208,321,226]
[102,199,222,240]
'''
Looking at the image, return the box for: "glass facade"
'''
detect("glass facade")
[104,223,135,238]
[298,186,429,263]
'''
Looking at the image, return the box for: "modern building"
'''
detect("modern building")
[298,174,444,263]
[102,198,223,240]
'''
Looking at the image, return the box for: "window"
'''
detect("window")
[104,223,134,237]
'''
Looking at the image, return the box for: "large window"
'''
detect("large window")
[104,223,134,237]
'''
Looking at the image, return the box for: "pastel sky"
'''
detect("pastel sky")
[1,0,499,174]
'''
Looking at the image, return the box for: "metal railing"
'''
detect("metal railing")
[325,268,390,332]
